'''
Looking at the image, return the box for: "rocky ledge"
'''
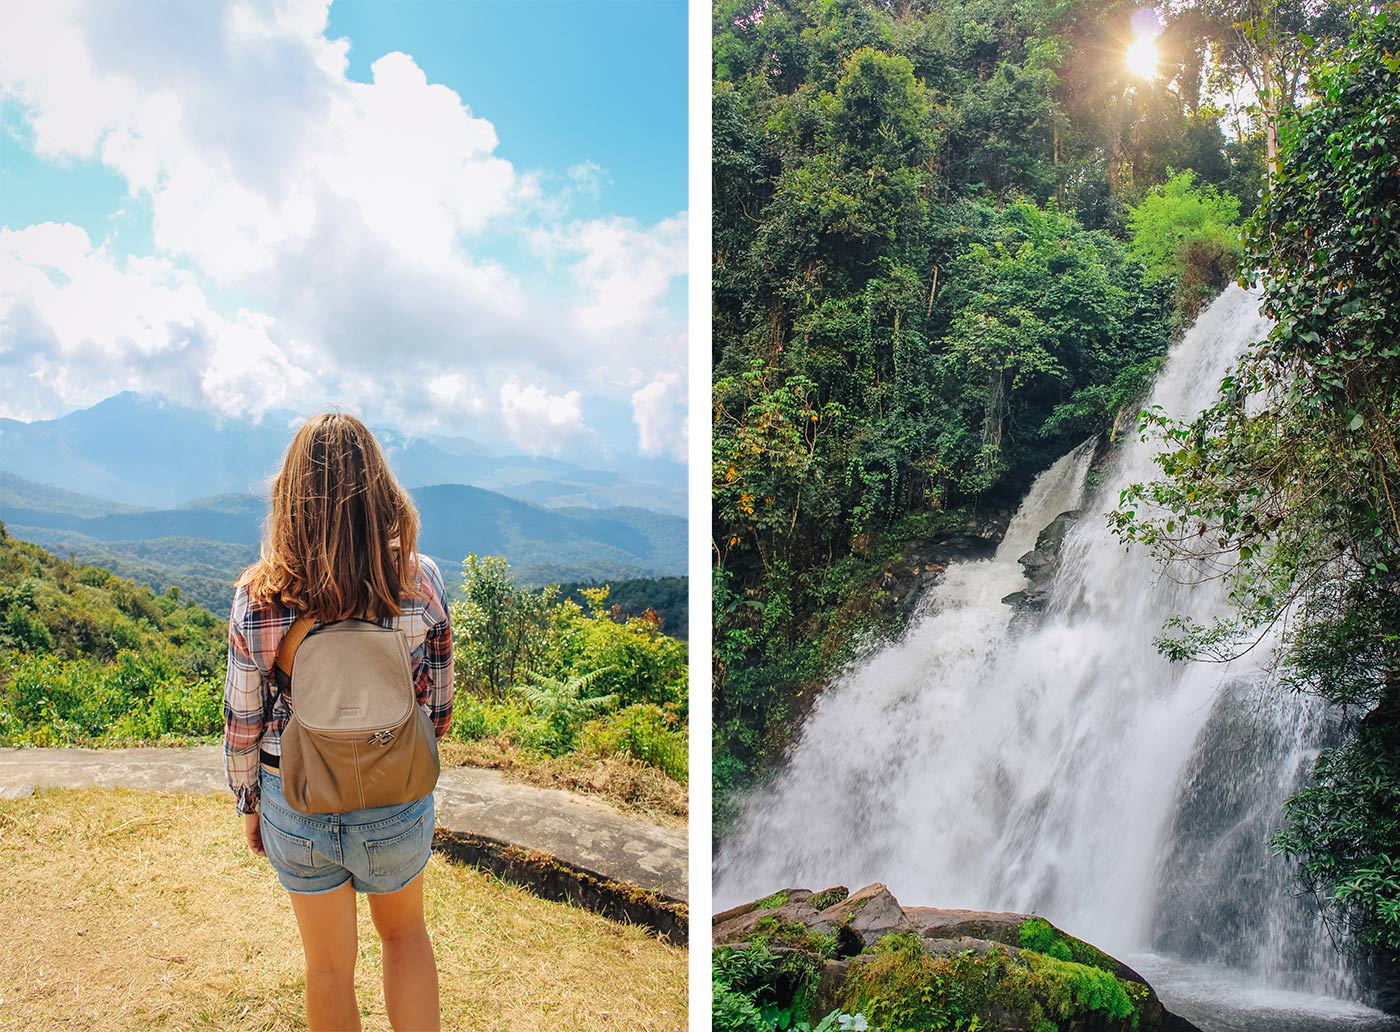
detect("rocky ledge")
[714,883,1200,1032]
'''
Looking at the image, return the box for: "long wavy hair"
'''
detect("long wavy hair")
[240,412,420,620]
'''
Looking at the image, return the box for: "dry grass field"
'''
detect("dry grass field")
[0,787,686,1031]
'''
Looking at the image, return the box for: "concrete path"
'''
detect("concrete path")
[0,746,687,911]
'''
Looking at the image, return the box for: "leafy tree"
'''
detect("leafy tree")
[452,553,558,696]
[828,48,932,168]
[1114,10,1400,965]
[1164,0,1355,169]
[548,586,689,714]
[1126,170,1243,315]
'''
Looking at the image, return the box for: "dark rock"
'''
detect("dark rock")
[965,508,1013,540]
[926,535,1000,563]
[999,588,1050,610]
[1367,950,1400,1014]
[815,957,854,1014]
[889,536,1001,619]
[1005,509,1079,612]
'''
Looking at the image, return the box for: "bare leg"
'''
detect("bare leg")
[367,871,440,1032]
[288,882,362,1031]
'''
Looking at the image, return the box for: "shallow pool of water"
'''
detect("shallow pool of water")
[1130,954,1400,1032]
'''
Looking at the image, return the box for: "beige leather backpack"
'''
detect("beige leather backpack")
[273,616,440,814]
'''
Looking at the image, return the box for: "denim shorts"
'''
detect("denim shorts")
[257,767,435,895]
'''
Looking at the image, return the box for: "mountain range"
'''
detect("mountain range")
[0,392,686,514]
[0,473,684,610]
[0,393,687,616]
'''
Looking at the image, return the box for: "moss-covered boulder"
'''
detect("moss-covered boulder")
[713,884,1201,1032]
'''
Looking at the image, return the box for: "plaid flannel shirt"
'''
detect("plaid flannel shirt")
[223,553,453,815]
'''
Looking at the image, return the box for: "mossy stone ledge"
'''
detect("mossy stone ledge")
[714,883,1201,1032]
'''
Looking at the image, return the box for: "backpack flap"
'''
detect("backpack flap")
[290,620,415,733]
[275,616,440,814]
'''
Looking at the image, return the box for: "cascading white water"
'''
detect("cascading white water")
[715,286,1364,1006]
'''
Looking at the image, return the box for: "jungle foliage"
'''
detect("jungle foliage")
[712,0,1257,824]
[0,528,689,788]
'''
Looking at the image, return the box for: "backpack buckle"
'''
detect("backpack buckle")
[369,730,396,747]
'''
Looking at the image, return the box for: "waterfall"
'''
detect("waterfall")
[714,285,1357,999]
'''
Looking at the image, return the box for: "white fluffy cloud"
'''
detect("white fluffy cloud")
[499,379,587,454]
[631,369,688,462]
[536,212,689,336]
[0,222,313,420]
[0,0,687,460]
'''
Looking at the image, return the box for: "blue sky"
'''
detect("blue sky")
[328,1,686,224]
[0,0,688,474]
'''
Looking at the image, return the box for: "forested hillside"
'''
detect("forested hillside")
[0,471,687,614]
[556,575,690,640]
[0,523,690,819]
[0,521,227,744]
[712,0,1281,817]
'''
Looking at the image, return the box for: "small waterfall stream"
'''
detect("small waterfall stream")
[714,286,1396,1027]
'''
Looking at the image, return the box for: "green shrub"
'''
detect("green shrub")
[548,588,689,715]
[107,617,142,652]
[3,607,53,651]
[0,649,222,745]
[578,703,688,782]
[449,694,557,755]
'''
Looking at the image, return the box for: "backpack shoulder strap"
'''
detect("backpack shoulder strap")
[274,613,317,687]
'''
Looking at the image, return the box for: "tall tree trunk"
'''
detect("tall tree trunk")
[1262,50,1279,173]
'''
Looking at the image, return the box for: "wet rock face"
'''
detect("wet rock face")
[881,535,1000,618]
[1002,509,1079,612]
[714,883,1202,1032]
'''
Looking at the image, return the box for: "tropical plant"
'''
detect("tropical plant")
[452,553,558,696]
[1126,170,1243,315]
[510,666,618,755]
